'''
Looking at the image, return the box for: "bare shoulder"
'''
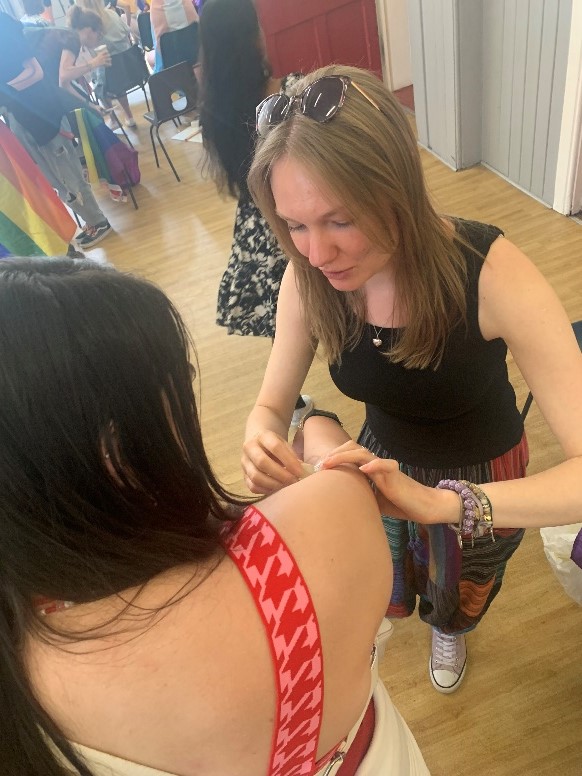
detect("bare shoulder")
[478,235,568,342]
[258,469,391,622]
[260,467,382,546]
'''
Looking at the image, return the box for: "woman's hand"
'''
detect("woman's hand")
[92,49,112,68]
[322,441,454,524]
[242,431,305,494]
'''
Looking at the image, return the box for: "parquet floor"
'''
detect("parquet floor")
[86,94,582,776]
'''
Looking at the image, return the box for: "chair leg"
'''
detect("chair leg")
[120,125,134,149]
[155,126,180,182]
[142,87,151,112]
[521,392,534,422]
[111,109,134,149]
[150,124,160,168]
[123,170,138,210]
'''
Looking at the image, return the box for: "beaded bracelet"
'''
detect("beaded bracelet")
[436,479,495,548]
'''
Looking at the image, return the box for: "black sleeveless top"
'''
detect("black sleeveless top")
[329,219,524,468]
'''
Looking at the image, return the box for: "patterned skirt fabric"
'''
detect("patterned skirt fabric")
[358,423,529,634]
[216,195,287,338]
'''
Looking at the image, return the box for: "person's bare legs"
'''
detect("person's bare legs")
[116,94,135,125]
[103,95,135,127]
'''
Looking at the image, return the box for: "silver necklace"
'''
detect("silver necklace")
[371,325,384,347]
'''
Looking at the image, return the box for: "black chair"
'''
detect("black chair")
[159,22,199,69]
[143,62,198,181]
[104,44,151,113]
[521,319,582,421]
[137,12,154,51]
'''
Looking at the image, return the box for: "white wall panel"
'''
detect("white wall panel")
[481,0,571,205]
[544,0,574,205]
[408,0,458,168]
[508,0,529,183]
[410,0,572,205]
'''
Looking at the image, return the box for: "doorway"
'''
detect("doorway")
[375,0,414,113]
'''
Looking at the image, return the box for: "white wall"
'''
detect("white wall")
[554,0,582,214]
[376,0,413,90]
[2,0,22,15]
[481,0,572,206]
[409,0,573,207]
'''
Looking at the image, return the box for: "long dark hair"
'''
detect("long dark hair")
[0,258,247,776]
[199,0,270,197]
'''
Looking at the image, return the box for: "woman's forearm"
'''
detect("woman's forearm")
[60,58,100,89]
[324,444,582,531]
[430,456,582,529]
[478,457,582,529]
[245,404,290,443]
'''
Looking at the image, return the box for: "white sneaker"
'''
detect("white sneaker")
[290,394,314,428]
[429,628,467,693]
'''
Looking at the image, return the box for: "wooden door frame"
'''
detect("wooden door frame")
[554,2,582,215]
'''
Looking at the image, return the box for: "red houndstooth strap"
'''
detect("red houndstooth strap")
[224,505,324,776]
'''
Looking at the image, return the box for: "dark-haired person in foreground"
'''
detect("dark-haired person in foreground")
[0,257,430,775]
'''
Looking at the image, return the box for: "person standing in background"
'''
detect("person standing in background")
[20,0,52,27]
[148,0,197,72]
[199,0,312,426]
[0,11,112,249]
[73,0,137,128]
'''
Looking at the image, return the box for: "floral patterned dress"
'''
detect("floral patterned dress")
[216,73,303,338]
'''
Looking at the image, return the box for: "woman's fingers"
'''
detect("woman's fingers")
[359,458,400,476]
[241,431,303,494]
[321,441,377,469]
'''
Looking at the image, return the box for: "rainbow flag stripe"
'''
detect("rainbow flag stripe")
[0,122,76,257]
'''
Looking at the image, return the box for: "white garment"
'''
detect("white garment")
[70,679,429,776]
[69,623,430,776]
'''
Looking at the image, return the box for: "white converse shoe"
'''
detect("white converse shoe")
[290,394,314,428]
[429,628,467,693]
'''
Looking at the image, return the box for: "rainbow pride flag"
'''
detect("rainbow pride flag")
[0,122,76,258]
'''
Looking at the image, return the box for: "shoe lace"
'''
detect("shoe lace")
[433,632,460,666]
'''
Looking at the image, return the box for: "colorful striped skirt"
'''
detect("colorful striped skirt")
[358,424,529,634]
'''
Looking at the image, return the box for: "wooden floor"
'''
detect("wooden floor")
[88,97,582,776]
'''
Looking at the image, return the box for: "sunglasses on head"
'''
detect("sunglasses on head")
[256,75,382,137]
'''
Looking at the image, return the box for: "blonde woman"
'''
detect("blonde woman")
[243,65,582,694]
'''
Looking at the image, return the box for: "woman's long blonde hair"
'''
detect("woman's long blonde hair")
[248,64,468,369]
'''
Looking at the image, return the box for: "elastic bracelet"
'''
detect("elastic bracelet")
[436,479,495,547]
[463,481,494,540]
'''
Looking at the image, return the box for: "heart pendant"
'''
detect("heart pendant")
[372,338,382,347]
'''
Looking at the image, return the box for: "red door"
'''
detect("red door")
[255,0,382,79]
